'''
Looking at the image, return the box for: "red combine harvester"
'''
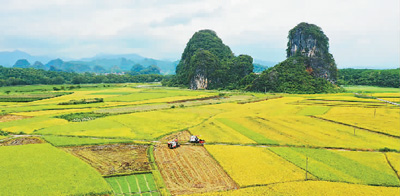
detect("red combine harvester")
[167,139,180,149]
[189,135,205,144]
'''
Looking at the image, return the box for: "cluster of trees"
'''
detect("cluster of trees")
[0,66,164,86]
[248,56,342,94]
[130,64,161,75]
[338,68,399,88]
[163,29,254,90]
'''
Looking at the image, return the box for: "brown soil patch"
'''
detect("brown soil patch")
[0,137,44,146]
[0,114,32,122]
[63,144,150,175]
[159,130,191,143]
[154,144,238,195]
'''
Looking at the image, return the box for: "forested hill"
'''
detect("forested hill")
[165,29,254,90]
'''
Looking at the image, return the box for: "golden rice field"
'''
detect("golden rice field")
[205,145,313,187]
[185,181,400,196]
[0,84,399,195]
[321,107,400,137]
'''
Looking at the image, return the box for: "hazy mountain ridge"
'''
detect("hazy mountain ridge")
[0,51,272,75]
[0,50,53,67]
[0,51,178,74]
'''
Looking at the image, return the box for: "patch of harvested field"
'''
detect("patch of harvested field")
[62,144,150,175]
[0,137,44,146]
[159,130,192,143]
[154,145,238,195]
[0,114,32,122]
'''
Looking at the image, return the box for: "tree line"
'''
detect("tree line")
[1,65,398,89]
[338,68,399,88]
[0,66,163,86]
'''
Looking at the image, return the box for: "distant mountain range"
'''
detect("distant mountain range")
[0,50,179,74]
[0,50,53,67]
[0,50,272,74]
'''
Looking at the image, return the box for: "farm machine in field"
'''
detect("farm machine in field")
[189,135,205,144]
[167,139,180,149]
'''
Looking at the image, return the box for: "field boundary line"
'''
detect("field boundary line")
[103,171,152,178]
[240,179,311,188]
[384,153,400,182]
[125,176,132,195]
[203,146,241,189]
[114,178,124,195]
[135,174,142,194]
[310,116,400,139]
[143,174,153,196]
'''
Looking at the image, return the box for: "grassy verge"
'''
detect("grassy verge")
[148,145,171,196]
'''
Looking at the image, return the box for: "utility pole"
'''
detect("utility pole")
[374,108,376,118]
[305,157,308,180]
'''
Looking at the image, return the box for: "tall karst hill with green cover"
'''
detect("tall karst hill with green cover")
[250,22,340,93]
[286,22,337,83]
[164,29,254,90]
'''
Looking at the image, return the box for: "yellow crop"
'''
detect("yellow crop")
[182,96,400,150]
[185,181,400,196]
[1,117,68,134]
[12,108,92,117]
[205,145,310,186]
[37,105,222,139]
[190,118,256,144]
[372,93,400,97]
[322,107,400,136]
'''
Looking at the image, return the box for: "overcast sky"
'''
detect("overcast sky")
[0,0,399,68]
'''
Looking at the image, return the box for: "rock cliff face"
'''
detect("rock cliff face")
[286,22,337,83]
[191,74,208,89]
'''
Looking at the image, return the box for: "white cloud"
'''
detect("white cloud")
[0,0,398,67]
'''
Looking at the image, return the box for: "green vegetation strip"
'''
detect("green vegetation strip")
[0,92,71,102]
[217,118,278,144]
[104,168,160,195]
[56,112,110,122]
[58,98,104,105]
[269,147,400,186]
